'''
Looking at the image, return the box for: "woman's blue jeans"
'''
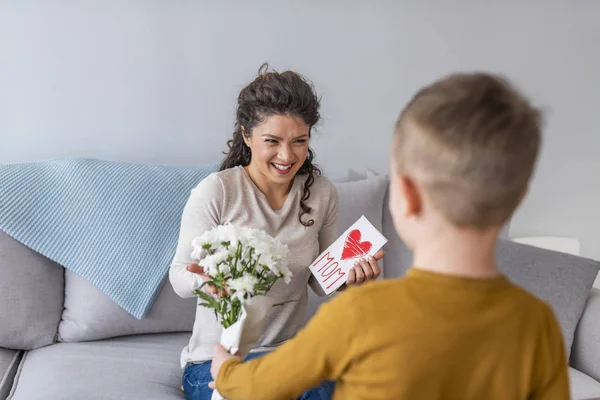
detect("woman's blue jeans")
[182,351,335,400]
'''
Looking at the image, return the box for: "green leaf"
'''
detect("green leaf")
[196,290,221,311]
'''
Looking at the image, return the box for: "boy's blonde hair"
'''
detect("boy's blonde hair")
[393,72,542,228]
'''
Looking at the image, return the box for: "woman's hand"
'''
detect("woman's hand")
[346,250,385,286]
[208,344,241,390]
[186,264,229,297]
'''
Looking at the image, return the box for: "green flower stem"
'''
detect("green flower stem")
[195,247,283,329]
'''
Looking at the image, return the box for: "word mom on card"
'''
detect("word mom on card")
[309,216,387,295]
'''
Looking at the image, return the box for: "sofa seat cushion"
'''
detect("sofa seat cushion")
[9,333,189,400]
[7,335,599,400]
[1,348,22,400]
[570,367,600,400]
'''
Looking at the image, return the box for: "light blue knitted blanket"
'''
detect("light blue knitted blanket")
[0,158,218,319]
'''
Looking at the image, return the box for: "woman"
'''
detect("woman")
[169,64,383,400]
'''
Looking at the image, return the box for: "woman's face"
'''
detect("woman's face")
[244,114,310,187]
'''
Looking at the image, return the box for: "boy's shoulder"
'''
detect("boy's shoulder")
[332,275,557,320]
[504,279,554,312]
[503,279,559,327]
[325,274,557,315]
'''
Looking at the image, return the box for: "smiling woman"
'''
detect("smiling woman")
[168,63,383,400]
[219,63,321,225]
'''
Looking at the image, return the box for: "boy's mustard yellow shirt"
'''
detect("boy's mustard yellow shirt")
[217,268,569,400]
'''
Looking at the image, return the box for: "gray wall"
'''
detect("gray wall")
[1,1,599,260]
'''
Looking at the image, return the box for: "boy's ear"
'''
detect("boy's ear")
[399,175,422,217]
[518,187,529,206]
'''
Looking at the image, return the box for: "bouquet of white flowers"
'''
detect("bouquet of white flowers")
[190,223,292,400]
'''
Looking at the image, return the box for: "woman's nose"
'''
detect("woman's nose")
[278,144,293,162]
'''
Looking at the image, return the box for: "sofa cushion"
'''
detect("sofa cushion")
[9,333,189,400]
[306,174,388,320]
[496,239,600,359]
[335,173,388,241]
[0,230,64,350]
[58,270,196,342]
[0,348,22,400]
[569,367,600,400]
[347,168,414,280]
[572,287,600,384]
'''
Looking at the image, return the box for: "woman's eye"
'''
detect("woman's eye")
[295,139,307,143]
[265,139,278,144]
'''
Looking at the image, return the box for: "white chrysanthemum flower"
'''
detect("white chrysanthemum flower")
[227,247,237,260]
[228,273,259,298]
[191,237,204,249]
[273,242,290,261]
[239,246,252,262]
[238,226,255,244]
[218,263,231,275]
[200,254,219,276]
[215,223,242,247]
[231,291,246,302]
[213,249,229,263]
[214,225,229,243]
[279,265,293,284]
[190,247,203,261]
[197,228,218,246]
[190,237,207,260]
[258,252,278,274]
[191,224,292,320]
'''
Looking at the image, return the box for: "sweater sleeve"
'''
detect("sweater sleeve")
[216,289,358,400]
[168,173,223,298]
[318,182,339,253]
[531,302,570,400]
[309,181,339,297]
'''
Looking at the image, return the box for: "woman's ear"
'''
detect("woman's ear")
[241,126,251,147]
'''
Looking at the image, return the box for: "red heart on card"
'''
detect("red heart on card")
[341,229,372,260]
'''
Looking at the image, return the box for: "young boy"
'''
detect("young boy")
[208,72,570,399]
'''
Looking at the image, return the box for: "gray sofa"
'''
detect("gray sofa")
[1,171,600,400]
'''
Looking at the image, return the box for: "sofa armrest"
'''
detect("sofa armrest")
[571,287,600,381]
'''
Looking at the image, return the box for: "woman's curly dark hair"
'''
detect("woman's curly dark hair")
[220,63,322,227]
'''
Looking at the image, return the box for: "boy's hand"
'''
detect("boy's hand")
[347,250,385,286]
[208,344,241,390]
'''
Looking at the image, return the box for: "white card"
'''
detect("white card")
[309,215,388,295]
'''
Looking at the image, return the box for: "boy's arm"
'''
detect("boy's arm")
[531,303,570,400]
[215,290,359,400]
